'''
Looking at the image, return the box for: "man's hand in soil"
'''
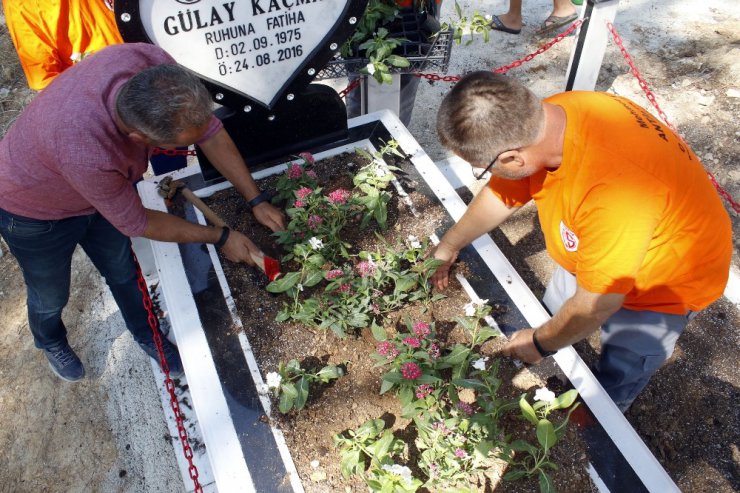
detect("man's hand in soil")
[221,230,261,265]
[251,201,286,233]
[502,328,544,364]
[429,241,458,290]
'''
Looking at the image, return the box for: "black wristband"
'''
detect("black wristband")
[214,227,230,249]
[247,191,271,209]
[532,331,557,358]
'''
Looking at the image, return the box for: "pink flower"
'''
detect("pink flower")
[327,188,351,205]
[371,303,381,315]
[432,421,450,435]
[306,170,318,180]
[413,322,431,338]
[356,260,376,278]
[307,214,323,230]
[428,343,440,359]
[377,341,399,359]
[400,362,422,380]
[295,187,313,199]
[294,199,306,208]
[403,337,421,348]
[299,151,315,164]
[454,448,467,459]
[325,269,344,280]
[337,283,352,293]
[287,163,303,179]
[457,402,474,415]
[415,384,434,399]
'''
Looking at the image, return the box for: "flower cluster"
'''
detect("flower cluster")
[325,269,344,280]
[415,384,434,399]
[400,362,422,380]
[402,337,421,348]
[355,259,377,278]
[413,321,431,338]
[377,341,399,359]
[327,188,351,205]
[307,214,323,230]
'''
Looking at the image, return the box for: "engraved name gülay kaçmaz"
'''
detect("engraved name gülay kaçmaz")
[148,0,340,104]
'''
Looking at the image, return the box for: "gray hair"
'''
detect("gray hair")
[436,71,544,164]
[116,64,213,143]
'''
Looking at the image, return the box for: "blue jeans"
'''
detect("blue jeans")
[543,266,692,411]
[0,208,154,349]
[594,308,692,411]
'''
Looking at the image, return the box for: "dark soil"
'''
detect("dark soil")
[206,152,594,492]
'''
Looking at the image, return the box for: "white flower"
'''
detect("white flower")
[382,464,414,485]
[471,357,489,370]
[308,237,324,250]
[366,63,376,75]
[464,298,489,316]
[534,387,556,404]
[407,235,422,249]
[375,166,387,177]
[297,283,304,292]
[266,372,282,389]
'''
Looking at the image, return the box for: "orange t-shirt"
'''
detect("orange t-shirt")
[3,0,123,90]
[488,91,732,314]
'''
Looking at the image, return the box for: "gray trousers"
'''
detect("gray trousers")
[543,267,693,411]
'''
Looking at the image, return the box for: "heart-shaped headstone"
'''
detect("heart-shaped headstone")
[116,0,367,109]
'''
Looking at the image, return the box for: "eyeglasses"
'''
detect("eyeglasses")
[475,150,507,181]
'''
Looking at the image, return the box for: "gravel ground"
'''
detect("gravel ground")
[0,0,737,491]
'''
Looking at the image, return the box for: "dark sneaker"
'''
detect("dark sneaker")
[138,336,184,378]
[44,343,85,382]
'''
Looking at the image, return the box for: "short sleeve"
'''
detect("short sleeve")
[487,176,533,208]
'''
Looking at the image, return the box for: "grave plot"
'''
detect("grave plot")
[139,112,680,492]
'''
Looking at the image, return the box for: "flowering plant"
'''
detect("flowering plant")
[271,152,320,205]
[498,387,580,490]
[265,359,344,414]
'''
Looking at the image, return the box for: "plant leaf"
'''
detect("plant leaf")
[267,271,301,293]
[539,470,556,493]
[519,395,538,425]
[294,376,309,410]
[536,419,557,452]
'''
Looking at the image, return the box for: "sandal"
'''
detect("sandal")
[489,14,521,35]
[535,12,578,36]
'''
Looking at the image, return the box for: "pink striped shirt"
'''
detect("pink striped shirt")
[0,43,222,237]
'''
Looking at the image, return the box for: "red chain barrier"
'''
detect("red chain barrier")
[133,252,202,493]
[337,20,583,95]
[607,22,739,214]
[152,147,198,156]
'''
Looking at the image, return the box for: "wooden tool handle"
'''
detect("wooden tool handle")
[181,188,227,228]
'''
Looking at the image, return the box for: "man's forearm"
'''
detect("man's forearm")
[439,186,518,250]
[198,128,261,201]
[535,287,625,351]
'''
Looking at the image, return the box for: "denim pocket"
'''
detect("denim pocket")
[7,217,54,237]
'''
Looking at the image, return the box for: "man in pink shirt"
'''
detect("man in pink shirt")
[0,43,285,381]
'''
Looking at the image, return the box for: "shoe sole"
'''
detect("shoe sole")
[48,361,85,382]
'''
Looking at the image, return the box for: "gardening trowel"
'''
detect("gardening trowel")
[157,176,282,281]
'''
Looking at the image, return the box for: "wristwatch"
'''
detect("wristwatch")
[532,331,557,358]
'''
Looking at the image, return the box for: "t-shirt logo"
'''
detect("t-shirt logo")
[560,221,579,252]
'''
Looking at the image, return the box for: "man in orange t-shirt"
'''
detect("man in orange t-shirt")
[432,71,732,411]
[3,0,123,90]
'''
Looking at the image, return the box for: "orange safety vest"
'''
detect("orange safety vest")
[3,0,123,90]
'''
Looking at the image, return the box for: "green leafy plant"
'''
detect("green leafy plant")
[265,359,344,413]
[334,418,406,478]
[442,1,494,45]
[499,388,580,492]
